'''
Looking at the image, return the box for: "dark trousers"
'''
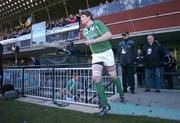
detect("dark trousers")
[121,65,135,92]
[164,73,174,89]
[136,67,145,87]
[145,67,161,90]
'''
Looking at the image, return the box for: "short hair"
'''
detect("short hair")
[122,31,129,36]
[80,10,94,21]
[147,34,154,38]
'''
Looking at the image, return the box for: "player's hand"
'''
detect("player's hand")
[85,39,96,45]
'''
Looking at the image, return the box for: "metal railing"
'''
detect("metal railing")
[3,61,179,106]
[3,64,115,106]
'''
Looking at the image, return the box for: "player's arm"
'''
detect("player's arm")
[94,31,112,43]
[84,21,112,45]
[85,31,112,45]
[80,34,112,45]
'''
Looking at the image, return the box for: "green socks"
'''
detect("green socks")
[95,78,124,106]
[95,81,108,106]
[113,78,124,97]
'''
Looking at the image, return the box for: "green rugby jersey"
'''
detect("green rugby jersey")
[83,20,111,54]
[66,79,78,97]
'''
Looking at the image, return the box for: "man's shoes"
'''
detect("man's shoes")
[144,89,150,92]
[155,89,160,93]
[98,104,111,116]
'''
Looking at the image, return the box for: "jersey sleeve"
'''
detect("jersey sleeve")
[96,20,109,35]
[66,80,71,90]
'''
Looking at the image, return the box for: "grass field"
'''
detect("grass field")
[0,99,179,123]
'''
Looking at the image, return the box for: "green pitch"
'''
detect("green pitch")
[0,100,178,123]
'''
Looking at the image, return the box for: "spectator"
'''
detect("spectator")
[118,32,135,94]
[45,76,52,87]
[31,56,40,65]
[46,21,51,30]
[19,59,26,66]
[60,17,66,27]
[66,73,80,102]
[68,14,77,23]
[164,52,176,89]
[0,13,79,41]
[143,34,167,93]
[112,0,117,3]
[135,48,145,87]
[99,3,104,6]
[105,0,109,4]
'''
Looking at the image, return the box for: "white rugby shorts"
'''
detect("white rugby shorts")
[92,49,115,66]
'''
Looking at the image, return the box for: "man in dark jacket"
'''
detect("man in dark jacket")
[164,52,176,89]
[143,35,167,92]
[135,49,145,87]
[118,32,135,94]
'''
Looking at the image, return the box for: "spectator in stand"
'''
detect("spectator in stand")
[68,14,78,23]
[0,14,79,41]
[61,17,66,27]
[11,30,18,38]
[99,3,104,6]
[51,21,56,28]
[105,0,109,4]
[46,21,51,29]
[55,20,59,27]
[3,34,10,40]
[112,0,117,3]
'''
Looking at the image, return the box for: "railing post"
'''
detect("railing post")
[85,78,88,103]
[52,67,55,101]
[114,63,119,95]
[22,68,25,97]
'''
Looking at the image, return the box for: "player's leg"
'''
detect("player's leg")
[103,49,124,102]
[92,63,110,116]
[106,65,124,102]
[92,64,108,106]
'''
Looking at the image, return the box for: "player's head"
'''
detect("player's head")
[80,10,93,25]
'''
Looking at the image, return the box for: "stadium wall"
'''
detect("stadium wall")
[80,0,180,39]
